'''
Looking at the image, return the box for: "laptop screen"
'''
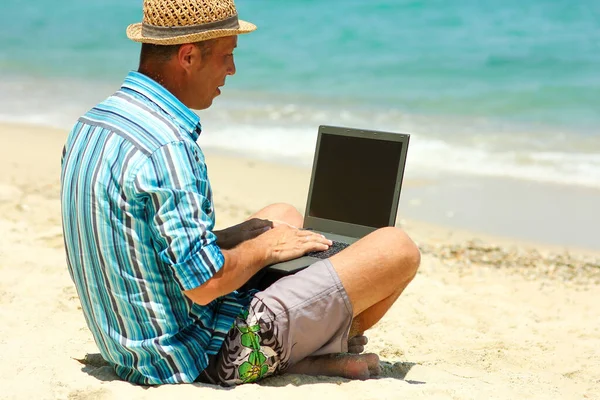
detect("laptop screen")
[307,132,403,228]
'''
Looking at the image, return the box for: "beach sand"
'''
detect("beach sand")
[0,122,598,399]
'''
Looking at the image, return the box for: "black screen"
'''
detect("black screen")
[308,133,403,228]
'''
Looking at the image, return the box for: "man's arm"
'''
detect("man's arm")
[184,224,331,305]
[213,218,273,249]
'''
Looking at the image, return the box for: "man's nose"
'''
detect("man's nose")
[227,59,236,76]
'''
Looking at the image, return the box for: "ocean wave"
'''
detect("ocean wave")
[0,76,598,189]
[197,123,600,189]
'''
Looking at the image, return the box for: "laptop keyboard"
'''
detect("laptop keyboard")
[306,241,350,259]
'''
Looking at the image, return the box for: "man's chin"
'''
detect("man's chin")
[191,99,215,111]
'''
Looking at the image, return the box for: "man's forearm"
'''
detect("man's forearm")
[214,218,273,250]
[184,237,270,305]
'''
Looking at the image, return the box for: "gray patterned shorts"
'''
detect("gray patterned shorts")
[198,259,353,386]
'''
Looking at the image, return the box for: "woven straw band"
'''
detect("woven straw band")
[141,14,240,38]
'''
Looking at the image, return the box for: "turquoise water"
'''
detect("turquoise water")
[1,0,599,186]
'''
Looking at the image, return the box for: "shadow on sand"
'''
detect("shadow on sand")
[77,353,425,388]
[75,353,122,384]
[262,360,425,387]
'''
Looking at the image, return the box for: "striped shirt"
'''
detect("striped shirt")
[61,71,251,385]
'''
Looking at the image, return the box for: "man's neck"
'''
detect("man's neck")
[138,65,187,105]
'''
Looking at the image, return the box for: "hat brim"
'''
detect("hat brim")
[126,19,256,45]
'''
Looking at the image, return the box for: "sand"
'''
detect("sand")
[0,122,598,399]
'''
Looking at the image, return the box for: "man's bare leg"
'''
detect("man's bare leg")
[243,210,419,379]
[330,290,402,353]
[349,285,405,338]
[289,227,419,379]
[246,203,304,228]
[331,227,420,319]
[287,353,381,380]
[244,204,376,378]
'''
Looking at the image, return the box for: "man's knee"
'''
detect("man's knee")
[269,202,303,227]
[251,202,303,227]
[376,226,421,280]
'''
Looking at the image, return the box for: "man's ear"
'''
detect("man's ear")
[177,43,200,72]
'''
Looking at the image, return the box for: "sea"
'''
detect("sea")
[1,0,599,188]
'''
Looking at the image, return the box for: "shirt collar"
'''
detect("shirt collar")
[121,71,202,141]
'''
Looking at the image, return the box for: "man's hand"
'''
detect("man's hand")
[257,224,332,264]
[215,218,273,249]
[185,222,331,306]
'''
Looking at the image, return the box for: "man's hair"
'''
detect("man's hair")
[139,39,216,65]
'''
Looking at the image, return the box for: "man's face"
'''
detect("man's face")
[189,36,237,110]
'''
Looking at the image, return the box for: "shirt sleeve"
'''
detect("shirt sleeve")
[133,140,224,291]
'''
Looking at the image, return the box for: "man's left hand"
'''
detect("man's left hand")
[214,218,273,250]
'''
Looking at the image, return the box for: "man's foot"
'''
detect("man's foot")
[287,353,381,380]
[348,335,368,354]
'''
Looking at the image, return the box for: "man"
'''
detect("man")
[61,0,420,386]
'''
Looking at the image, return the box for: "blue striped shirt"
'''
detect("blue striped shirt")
[61,71,250,385]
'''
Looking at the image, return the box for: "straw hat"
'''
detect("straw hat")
[126,0,256,45]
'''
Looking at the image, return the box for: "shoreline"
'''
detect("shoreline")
[3,121,599,252]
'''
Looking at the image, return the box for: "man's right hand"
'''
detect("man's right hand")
[185,224,332,306]
[258,224,332,265]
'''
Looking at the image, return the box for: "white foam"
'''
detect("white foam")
[199,124,316,167]
[407,138,600,188]
[199,123,600,189]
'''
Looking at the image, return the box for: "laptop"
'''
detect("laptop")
[268,125,410,274]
